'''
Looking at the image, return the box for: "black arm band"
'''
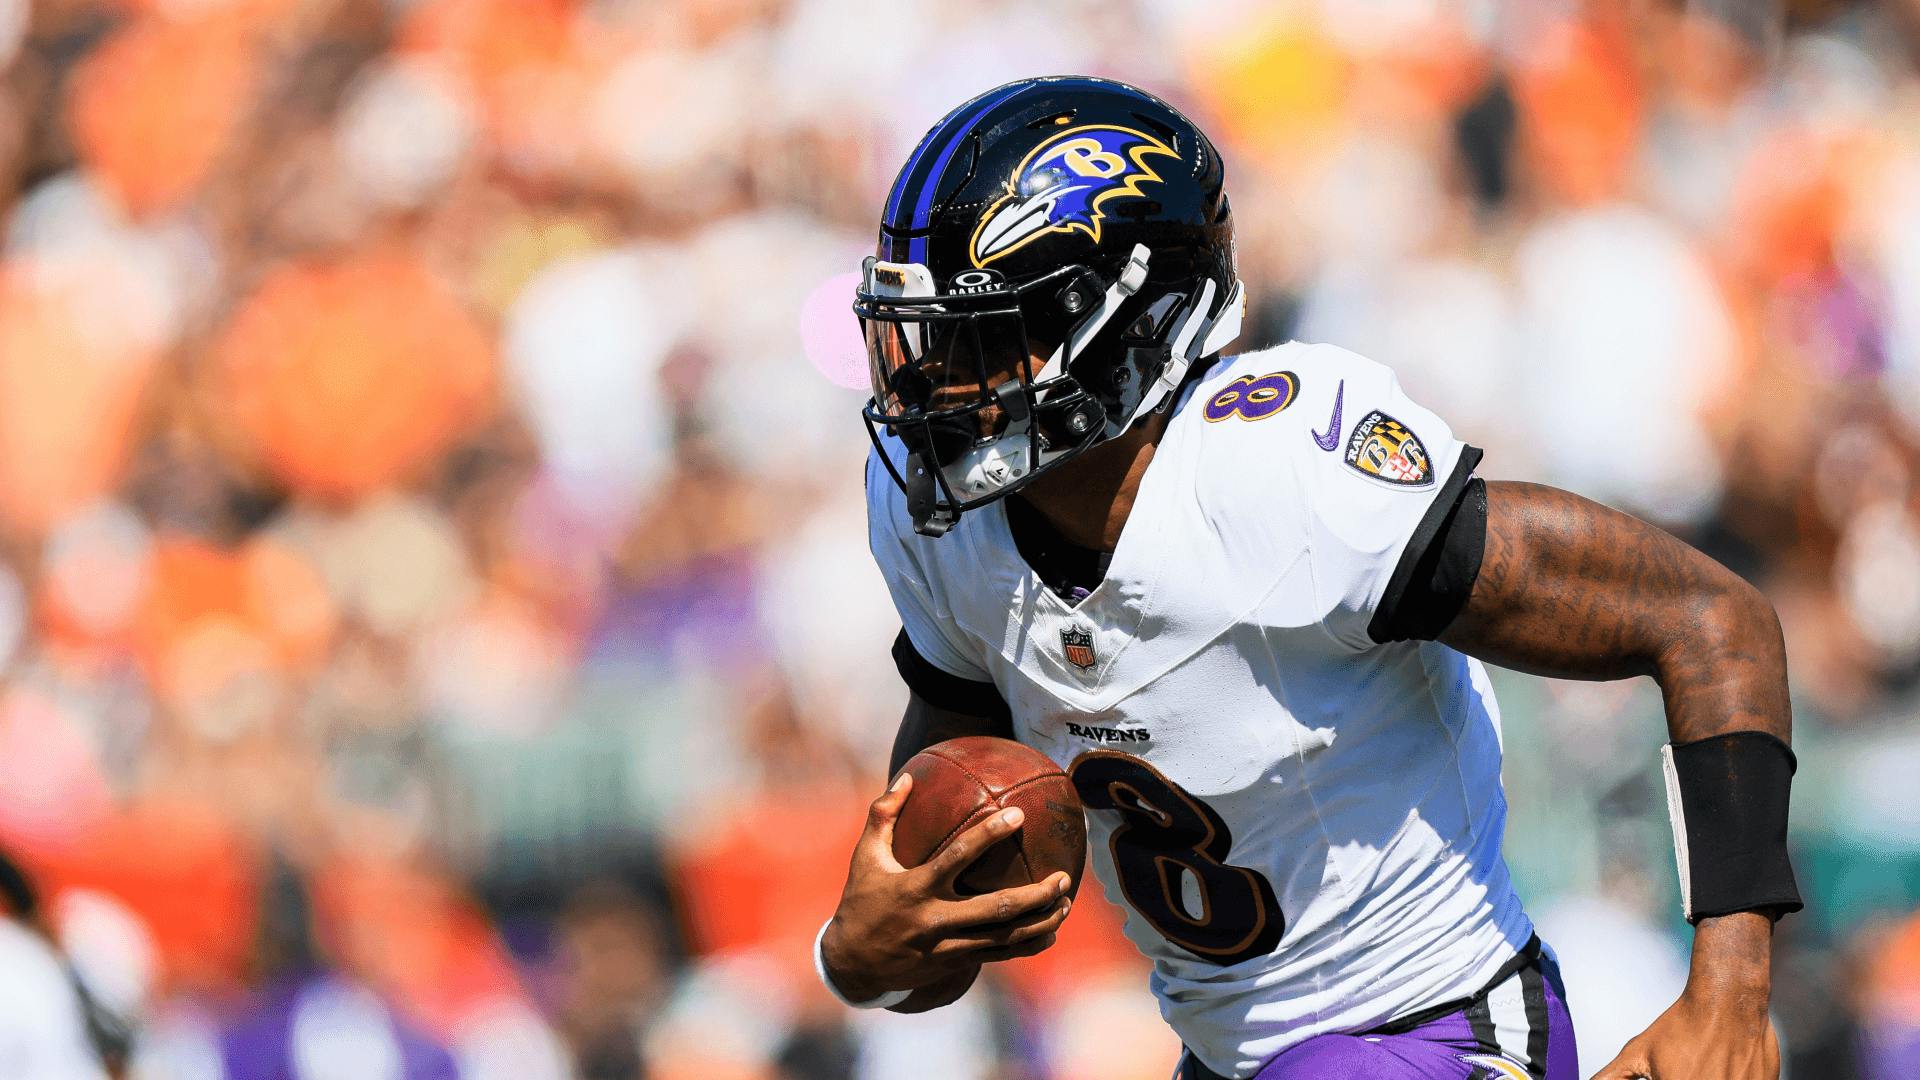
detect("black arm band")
[890,630,1011,721]
[1661,731,1803,923]
[1370,448,1486,644]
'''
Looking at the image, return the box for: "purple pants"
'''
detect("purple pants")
[1177,943,1577,1080]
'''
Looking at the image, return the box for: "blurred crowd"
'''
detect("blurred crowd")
[1,0,1919,1077]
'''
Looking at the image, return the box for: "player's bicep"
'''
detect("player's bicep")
[1438,480,1749,680]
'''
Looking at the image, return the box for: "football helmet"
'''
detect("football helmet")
[857,75,1244,536]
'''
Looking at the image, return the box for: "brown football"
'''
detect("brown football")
[891,736,1087,900]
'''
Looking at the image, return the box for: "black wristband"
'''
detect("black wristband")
[1662,731,1803,923]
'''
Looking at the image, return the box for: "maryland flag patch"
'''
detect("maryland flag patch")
[1343,410,1434,487]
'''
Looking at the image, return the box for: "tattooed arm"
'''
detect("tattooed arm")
[1441,482,1789,742]
[1440,481,1787,1080]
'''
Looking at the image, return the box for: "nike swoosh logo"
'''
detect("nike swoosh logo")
[1312,380,1344,450]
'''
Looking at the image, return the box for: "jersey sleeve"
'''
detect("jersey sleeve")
[865,446,995,683]
[1294,345,1484,651]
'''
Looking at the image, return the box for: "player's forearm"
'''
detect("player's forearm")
[1686,911,1774,1006]
[1651,585,1791,997]
[1645,573,1790,745]
[1445,482,1795,991]
[1647,582,1790,1002]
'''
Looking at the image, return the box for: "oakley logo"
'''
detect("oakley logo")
[947,269,1005,295]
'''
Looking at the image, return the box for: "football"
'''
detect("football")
[892,736,1088,900]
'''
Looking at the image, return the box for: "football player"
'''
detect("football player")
[815,77,1799,1080]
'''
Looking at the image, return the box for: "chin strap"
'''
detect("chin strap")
[904,453,958,537]
[1137,277,1217,416]
[1199,280,1245,357]
[1137,278,1245,418]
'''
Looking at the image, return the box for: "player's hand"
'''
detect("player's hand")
[1597,910,1780,1080]
[820,773,1074,1003]
[1593,984,1779,1080]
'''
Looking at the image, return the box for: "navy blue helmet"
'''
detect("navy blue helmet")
[857,75,1244,536]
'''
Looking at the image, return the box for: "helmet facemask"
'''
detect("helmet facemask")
[858,244,1244,536]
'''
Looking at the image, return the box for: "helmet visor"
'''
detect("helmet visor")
[857,262,1052,468]
[863,311,1033,419]
[855,259,1088,417]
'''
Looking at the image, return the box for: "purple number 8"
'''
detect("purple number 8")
[1203,371,1299,423]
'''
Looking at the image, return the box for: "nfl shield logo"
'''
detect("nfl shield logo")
[1060,625,1097,670]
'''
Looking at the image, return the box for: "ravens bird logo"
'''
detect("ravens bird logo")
[969,125,1179,268]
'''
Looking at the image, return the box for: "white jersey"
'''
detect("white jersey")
[0,920,108,1080]
[866,341,1535,1079]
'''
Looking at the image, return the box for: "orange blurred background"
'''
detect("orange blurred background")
[0,1,1919,1078]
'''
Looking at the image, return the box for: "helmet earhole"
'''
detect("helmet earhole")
[1127,293,1185,343]
[1057,270,1101,316]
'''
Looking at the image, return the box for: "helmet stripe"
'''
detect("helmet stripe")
[909,82,1031,225]
[882,115,951,228]
[884,83,1021,230]
[894,82,1030,262]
